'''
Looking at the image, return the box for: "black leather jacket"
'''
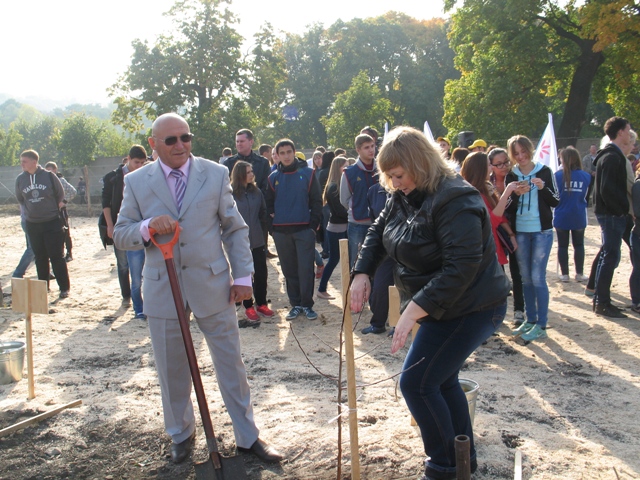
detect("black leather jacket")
[353,175,509,321]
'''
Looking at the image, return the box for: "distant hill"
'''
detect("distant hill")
[0,93,114,114]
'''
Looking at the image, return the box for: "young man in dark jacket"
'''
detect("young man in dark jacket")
[265,139,323,321]
[593,116,632,318]
[15,149,70,297]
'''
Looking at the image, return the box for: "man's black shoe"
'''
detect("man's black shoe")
[361,325,386,335]
[595,303,627,318]
[170,432,195,464]
[237,438,283,463]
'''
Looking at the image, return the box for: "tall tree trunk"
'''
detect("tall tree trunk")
[557,40,604,147]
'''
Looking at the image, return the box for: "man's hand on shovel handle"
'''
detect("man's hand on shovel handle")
[149,215,179,235]
[230,285,253,304]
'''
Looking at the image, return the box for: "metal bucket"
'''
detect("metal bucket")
[459,378,479,427]
[0,341,26,385]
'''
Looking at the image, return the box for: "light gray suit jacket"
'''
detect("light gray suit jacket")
[113,156,253,319]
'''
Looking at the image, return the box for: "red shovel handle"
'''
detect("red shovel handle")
[148,226,180,260]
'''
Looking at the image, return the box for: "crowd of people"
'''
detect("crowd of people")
[11,113,638,480]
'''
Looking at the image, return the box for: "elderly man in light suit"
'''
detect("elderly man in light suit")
[113,113,282,464]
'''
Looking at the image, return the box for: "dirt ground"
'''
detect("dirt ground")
[1,206,640,480]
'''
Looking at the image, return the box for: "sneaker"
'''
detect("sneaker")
[303,307,318,320]
[361,325,386,335]
[559,274,569,282]
[286,306,303,320]
[122,296,132,306]
[315,265,324,279]
[65,254,73,262]
[256,304,274,317]
[594,303,627,318]
[520,324,548,342]
[513,310,525,326]
[317,291,335,300]
[245,307,260,321]
[59,290,69,299]
[134,313,147,320]
[584,288,595,297]
[575,274,589,282]
[512,322,534,337]
[631,304,640,314]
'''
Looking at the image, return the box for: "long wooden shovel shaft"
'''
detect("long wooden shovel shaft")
[164,257,222,470]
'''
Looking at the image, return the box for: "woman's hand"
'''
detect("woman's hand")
[531,178,545,189]
[350,273,370,313]
[510,236,518,251]
[390,301,428,354]
[504,181,518,195]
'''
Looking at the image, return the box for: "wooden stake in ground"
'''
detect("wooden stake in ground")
[11,277,48,400]
[339,239,360,480]
[0,400,82,438]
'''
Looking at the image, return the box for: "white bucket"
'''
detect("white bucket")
[459,378,479,427]
[0,341,26,385]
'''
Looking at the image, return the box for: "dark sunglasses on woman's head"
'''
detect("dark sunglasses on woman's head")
[155,133,194,146]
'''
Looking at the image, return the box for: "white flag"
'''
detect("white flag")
[534,113,559,172]
[423,121,435,143]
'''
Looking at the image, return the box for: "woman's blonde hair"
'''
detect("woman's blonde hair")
[377,126,455,194]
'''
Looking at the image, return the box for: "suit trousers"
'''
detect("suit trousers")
[147,305,259,447]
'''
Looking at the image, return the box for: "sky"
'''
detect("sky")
[2,0,446,108]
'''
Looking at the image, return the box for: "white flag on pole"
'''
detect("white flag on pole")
[534,113,559,172]
[423,121,435,143]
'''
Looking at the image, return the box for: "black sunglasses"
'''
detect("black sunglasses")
[155,133,194,146]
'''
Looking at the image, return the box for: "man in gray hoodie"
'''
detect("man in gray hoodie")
[15,149,70,297]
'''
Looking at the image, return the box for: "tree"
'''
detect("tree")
[0,125,23,166]
[443,0,640,146]
[57,114,106,166]
[109,0,245,158]
[321,71,392,148]
[15,117,61,161]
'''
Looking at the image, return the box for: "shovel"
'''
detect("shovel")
[149,227,248,480]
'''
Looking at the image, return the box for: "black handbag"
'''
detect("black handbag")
[496,225,516,253]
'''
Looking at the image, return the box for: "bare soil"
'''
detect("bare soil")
[1,210,639,479]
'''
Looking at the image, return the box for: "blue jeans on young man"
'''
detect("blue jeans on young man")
[630,229,640,305]
[113,245,131,299]
[400,301,506,479]
[126,249,145,315]
[318,230,348,292]
[347,222,370,268]
[595,214,627,306]
[13,217,35,278]
[515,230,553,328]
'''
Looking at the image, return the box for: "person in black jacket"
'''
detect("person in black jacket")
[505,135,559,342]
[223,129,271,195]
[231,160,274,326]
[102,146,147,307]
[592,117,632,318]
[350,126,509,480]
[317,156,348,299]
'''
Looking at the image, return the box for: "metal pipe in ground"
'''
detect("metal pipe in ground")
[455,434,471,480]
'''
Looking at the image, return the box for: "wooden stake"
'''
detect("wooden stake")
[514,450,522,480]
[339,239,360,480]
[0,400,82,438]
[25,278,34,399]
[83,165,92,216]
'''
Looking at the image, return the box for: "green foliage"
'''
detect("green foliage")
[321,71,392,148]
[0,124,23,166]
[0,99,42,129]
[443,0,640,146]
[57,114,106,166]
[15,117,61,161]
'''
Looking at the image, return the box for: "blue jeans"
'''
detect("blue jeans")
[318,230,347,292]
[113,246,131,299]
[126,249,145,315]
[400,301,506,479]
[630,229,640,305]
[515,230,553,327]
[347,222,370,268]
[13,217,35,278]
[595,214,627,305]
